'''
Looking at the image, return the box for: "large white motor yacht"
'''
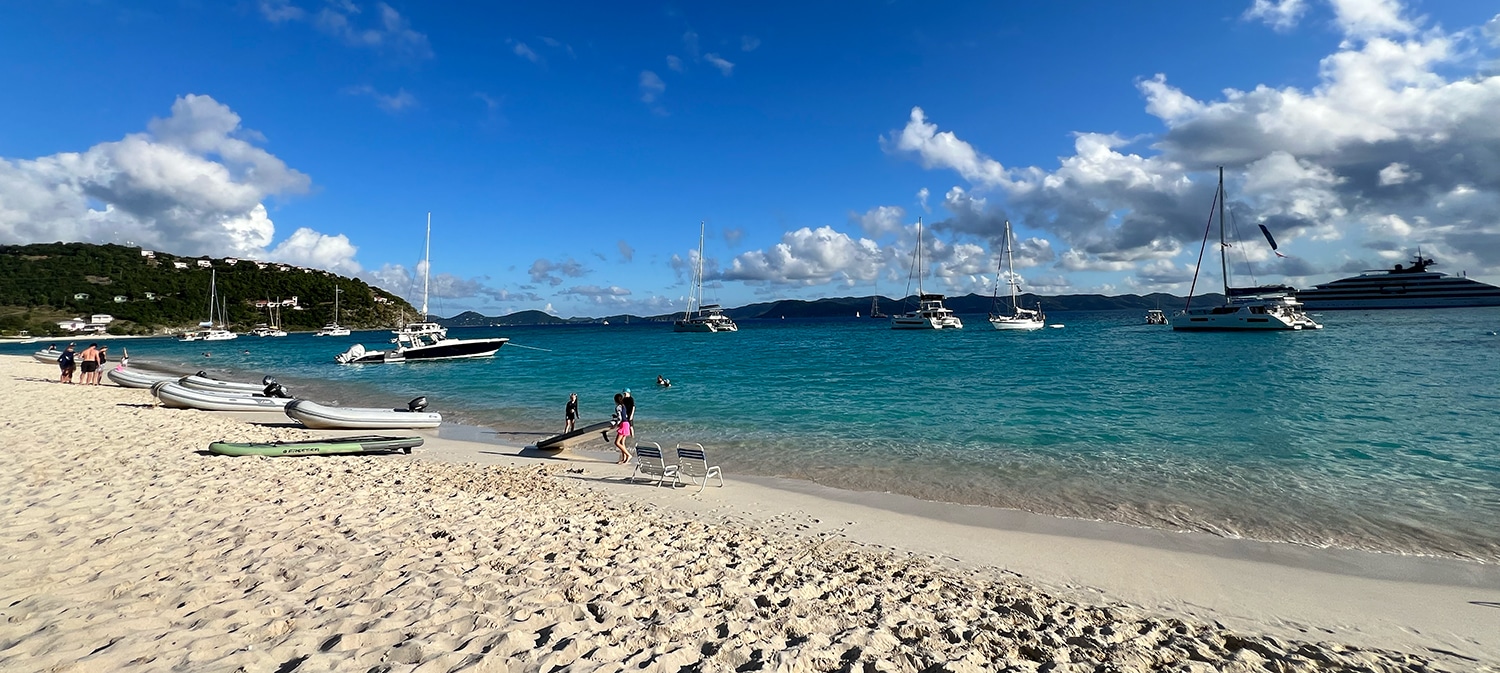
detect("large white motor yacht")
[1295,253,1500,310]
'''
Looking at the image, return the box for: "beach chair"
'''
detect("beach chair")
[630,442,678,487]
[673,443,724,493]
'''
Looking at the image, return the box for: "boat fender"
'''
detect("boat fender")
[406,396,428,413]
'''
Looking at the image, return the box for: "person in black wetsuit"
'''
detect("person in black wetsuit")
[564,393,579,433]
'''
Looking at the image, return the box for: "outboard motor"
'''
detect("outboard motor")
[262,382,291,399]
[195,370,208,378]
[262,375,277,386]
[406,396,429,413]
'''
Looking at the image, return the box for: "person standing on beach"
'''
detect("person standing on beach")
[57,344,76,384]
[92,346,108,385]
[612,393,632,464]
[564,393,579,434]
[78,343,99,385]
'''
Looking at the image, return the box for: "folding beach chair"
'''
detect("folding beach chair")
[673,443,724,493]
[630,442,678,487]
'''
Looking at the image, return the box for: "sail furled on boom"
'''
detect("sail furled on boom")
[1259,224,1287,258]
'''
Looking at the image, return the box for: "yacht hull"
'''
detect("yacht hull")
[891,316,963,330]
[988,317,1044,330]
[1298,295,1500,310]
[340,337,508,364]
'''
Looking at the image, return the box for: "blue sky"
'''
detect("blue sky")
[2,1,1499,317]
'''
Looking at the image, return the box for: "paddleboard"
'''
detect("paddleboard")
[534,420,615,450]
[208,435,423,457]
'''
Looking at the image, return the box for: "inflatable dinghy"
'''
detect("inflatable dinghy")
[33,349,61,364]
[285,398,442,430]
[152,381,294,412]
[107,368,179,389]
[177,373,272,394]
[209,435,423,457]
[534,420,616,451]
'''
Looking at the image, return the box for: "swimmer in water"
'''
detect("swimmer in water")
[656,375,671,387]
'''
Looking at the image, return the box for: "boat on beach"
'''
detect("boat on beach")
[284,398,442,430]
[988,220,1045,331]
[1172,168,1322,332]
[892,218,962,330]
[674,221,739,333]
[152,381,294,412]
[177,373,272,394]
[106,367,179,389]
[1295,252,1500,310]
[335,213,508,364]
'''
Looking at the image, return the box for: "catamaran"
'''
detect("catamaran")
[988,220,1044,330]
[1172,168,1322,331]
[674,221,738,333]
[336,213,508,364]
[314,287,351,337]
[892,217,962,330]
[180,269,237,342]
[252,297,289,337]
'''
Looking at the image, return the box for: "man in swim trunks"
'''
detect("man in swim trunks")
[78,343,99,384]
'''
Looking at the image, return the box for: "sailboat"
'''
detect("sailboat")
[1171,168,1322,331]
[869,296,887,319]
[314,287,351,337]
[335,213,509,363]
[674,221,738,333]
[252,297,289,337]
[180,269,238,341]
[988,220,1045,330]
[891,218,963,330]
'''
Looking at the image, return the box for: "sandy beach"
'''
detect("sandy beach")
[1,354,1497,672]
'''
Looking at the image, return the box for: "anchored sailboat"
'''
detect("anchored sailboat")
[336,213,509,363]
[891,218,962,330]
[1172,168,1322,331]
[988,220,1044,330]
[180,269,237,341]
[674,221,738,333]
[314,286,351,337]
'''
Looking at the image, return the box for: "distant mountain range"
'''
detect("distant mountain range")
[435,292,1223,327]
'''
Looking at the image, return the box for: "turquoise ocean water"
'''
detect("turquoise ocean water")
[12,308,1499,562]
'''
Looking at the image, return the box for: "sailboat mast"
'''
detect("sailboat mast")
[1218,167,1229,296]
[421,212,432,320]
[1005,220,1019,312]
[694,220,705,314]
[916,217,924,295]
[208,269,217,326]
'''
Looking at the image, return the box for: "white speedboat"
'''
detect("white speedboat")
[892,218,962,330]
[284,398,442,430]
[1172,168,1322,332]
[335,213,508,364]
[1145,309,1169,325]
[1295,253,1500,310]
[674,221,739,333]
[988,220,1044,331]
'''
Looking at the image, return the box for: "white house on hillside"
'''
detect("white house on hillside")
[196,259,212,268]
[173,261,189,269]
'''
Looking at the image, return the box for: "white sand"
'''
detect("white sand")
[1,355,1496,672]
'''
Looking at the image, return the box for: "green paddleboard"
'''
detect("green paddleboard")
[208,435,423,457]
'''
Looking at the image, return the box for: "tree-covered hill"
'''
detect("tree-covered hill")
[0,242,417,335]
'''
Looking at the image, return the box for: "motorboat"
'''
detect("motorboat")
[106,367,179,389]
[988,219,1045,331]
[1295,253,1500,310]
[334,213,508,364]
[1145,309,1169,325]
[1172,168,1322,332]
[892,218,962,330]
[674,221,739,333]
[314,287,351,336]
[284,398,442,430]
[152,381,294,412]
[182,269,237,342]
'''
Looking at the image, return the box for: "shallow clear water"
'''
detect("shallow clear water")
[16,308,1500,561]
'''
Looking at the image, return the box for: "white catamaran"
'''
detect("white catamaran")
[180,268,237,342]
[336,213,509,364]
[674,221,738,333]
[892,217,963,330]
[314,286,351,337]
[988,220,1044,330]
[1172,167,1322,332]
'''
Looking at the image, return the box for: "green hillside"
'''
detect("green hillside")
[0,242,416,336]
